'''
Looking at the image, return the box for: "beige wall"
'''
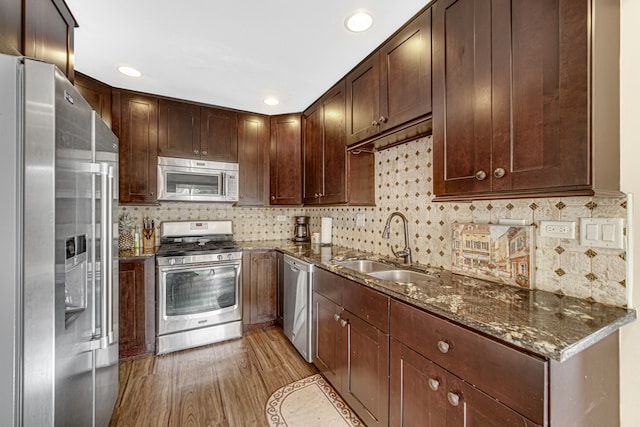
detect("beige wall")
[619,0,640,424]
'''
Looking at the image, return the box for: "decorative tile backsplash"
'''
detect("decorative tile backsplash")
[119,136,628,307]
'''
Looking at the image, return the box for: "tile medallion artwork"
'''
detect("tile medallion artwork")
[452,223,534,289]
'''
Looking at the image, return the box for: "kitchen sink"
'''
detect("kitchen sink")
[367,269,435,283]
[336,260,395,273]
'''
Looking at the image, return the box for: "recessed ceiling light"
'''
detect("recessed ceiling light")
[263,97,280,106]
[117,66,142,78]
[345,11,374,32]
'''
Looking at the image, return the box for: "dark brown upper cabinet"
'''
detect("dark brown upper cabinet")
[304,81,347,205]
[346,8,432,147]
[23,0,77,81]
[113,90,159,205]
[200,107,238,162]
[237,113,270,206]
[158,100,238,162]
[158,99,200,159]
[270,114,302,205]
[432,0,621,200]
[74,72,112,128]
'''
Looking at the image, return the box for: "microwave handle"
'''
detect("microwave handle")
[221,172,226,196]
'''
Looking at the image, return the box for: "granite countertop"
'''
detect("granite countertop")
[238,240,636,362]
[118,248,157,260]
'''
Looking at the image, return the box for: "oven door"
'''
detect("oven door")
[157,261,241,335]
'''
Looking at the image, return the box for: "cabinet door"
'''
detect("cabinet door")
[74,72,112,128]
[269,114,302,205]
[445,374,539,427]
[249,250,277,324]
[390,339,448,427]
[114,91,159,204]
[320,82,347,204]
[379,8,432,132]
[119,260,146,358]
[23,0,76,80]
[494,0,589,194]
[303,102,322,204]
[432,0,493,196]
[312,291,343,390]
[237,113,269,206]
[158,99,200,159]
[346,55,380,146]
[200,107,238,162]
[341,310,389,427]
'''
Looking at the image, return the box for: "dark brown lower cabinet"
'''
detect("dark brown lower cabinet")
[118,257,155,358]
[313,268,389,427]
[390,339,536,426]
[242,250,277,329]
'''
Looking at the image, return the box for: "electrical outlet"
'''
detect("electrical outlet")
[277,215,287,222]
[539,220,576,239]
[356,213,366,227]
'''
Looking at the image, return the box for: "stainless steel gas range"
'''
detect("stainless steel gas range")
[155,220,242,354]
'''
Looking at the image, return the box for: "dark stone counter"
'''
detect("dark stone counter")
[237,240,636,362]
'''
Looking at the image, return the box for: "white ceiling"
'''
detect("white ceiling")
[66,0,432,115]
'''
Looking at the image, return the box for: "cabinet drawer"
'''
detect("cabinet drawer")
[389,299,547,425]
[314,268,344,305]
[343,279,389,333]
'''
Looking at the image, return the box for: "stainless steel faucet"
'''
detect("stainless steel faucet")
[382,212,412,264]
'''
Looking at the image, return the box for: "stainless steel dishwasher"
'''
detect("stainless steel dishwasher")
[283,255,314,362]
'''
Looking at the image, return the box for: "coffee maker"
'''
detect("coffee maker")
[293,216,310,242]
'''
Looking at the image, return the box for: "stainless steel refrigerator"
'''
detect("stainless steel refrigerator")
[0,53,119,426]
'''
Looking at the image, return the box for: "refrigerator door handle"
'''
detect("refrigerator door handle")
[106,164,116,345]
[99,162,110,349]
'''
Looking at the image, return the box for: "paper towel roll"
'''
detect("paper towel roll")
[321,217,332,244]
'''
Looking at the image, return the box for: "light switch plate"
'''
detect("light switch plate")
[579,218,624,249]
[277,215,287,222]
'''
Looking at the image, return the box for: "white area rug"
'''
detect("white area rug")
[265,374,363,427]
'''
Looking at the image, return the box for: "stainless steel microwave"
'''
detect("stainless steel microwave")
[157,156,239,202]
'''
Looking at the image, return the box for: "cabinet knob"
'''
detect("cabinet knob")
[333,313,341,322]
[271,196,275,200]
[315,193,319,198]
[150,192,155,196]
[194,149,199,155]
[378,116,387,123]
[371,120,378,127]
[437,340,450,354]
[475,170,487,181]
[493,167,506,178]
[339,319,348,328]
[447,392,461,407]
[428,378,440,391]
[202,150,208,155]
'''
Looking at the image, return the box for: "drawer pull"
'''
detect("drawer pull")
[428,378,440,391]
[333,314,341,322]
[437,340,450,354]
[447,392,461,407]
[339,319,348,328]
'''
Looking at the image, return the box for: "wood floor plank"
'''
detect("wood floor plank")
[109,327,318,427]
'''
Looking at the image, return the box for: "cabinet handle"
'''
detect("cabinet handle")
[447,392,461,407]
[194,149,199,155]
[428,378,440,391]
[378,116,387,123]
[475,170,487,181]
[333,313,341,322]
[339,319,348,328]
[437,340,450,354]
[202,150,208,155]
[371,120,378,127]
[493,167,506,178]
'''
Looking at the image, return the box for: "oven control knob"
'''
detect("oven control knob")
[217,254,224,261]
[227,254,233,260]
[169,258,176,265]
[182,258,187,264]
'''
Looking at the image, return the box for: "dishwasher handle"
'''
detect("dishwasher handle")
[284,255,315,273]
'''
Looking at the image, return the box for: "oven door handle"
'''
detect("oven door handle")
[158,261,242,274]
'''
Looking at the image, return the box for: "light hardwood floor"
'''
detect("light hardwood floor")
[109,327,318,427]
